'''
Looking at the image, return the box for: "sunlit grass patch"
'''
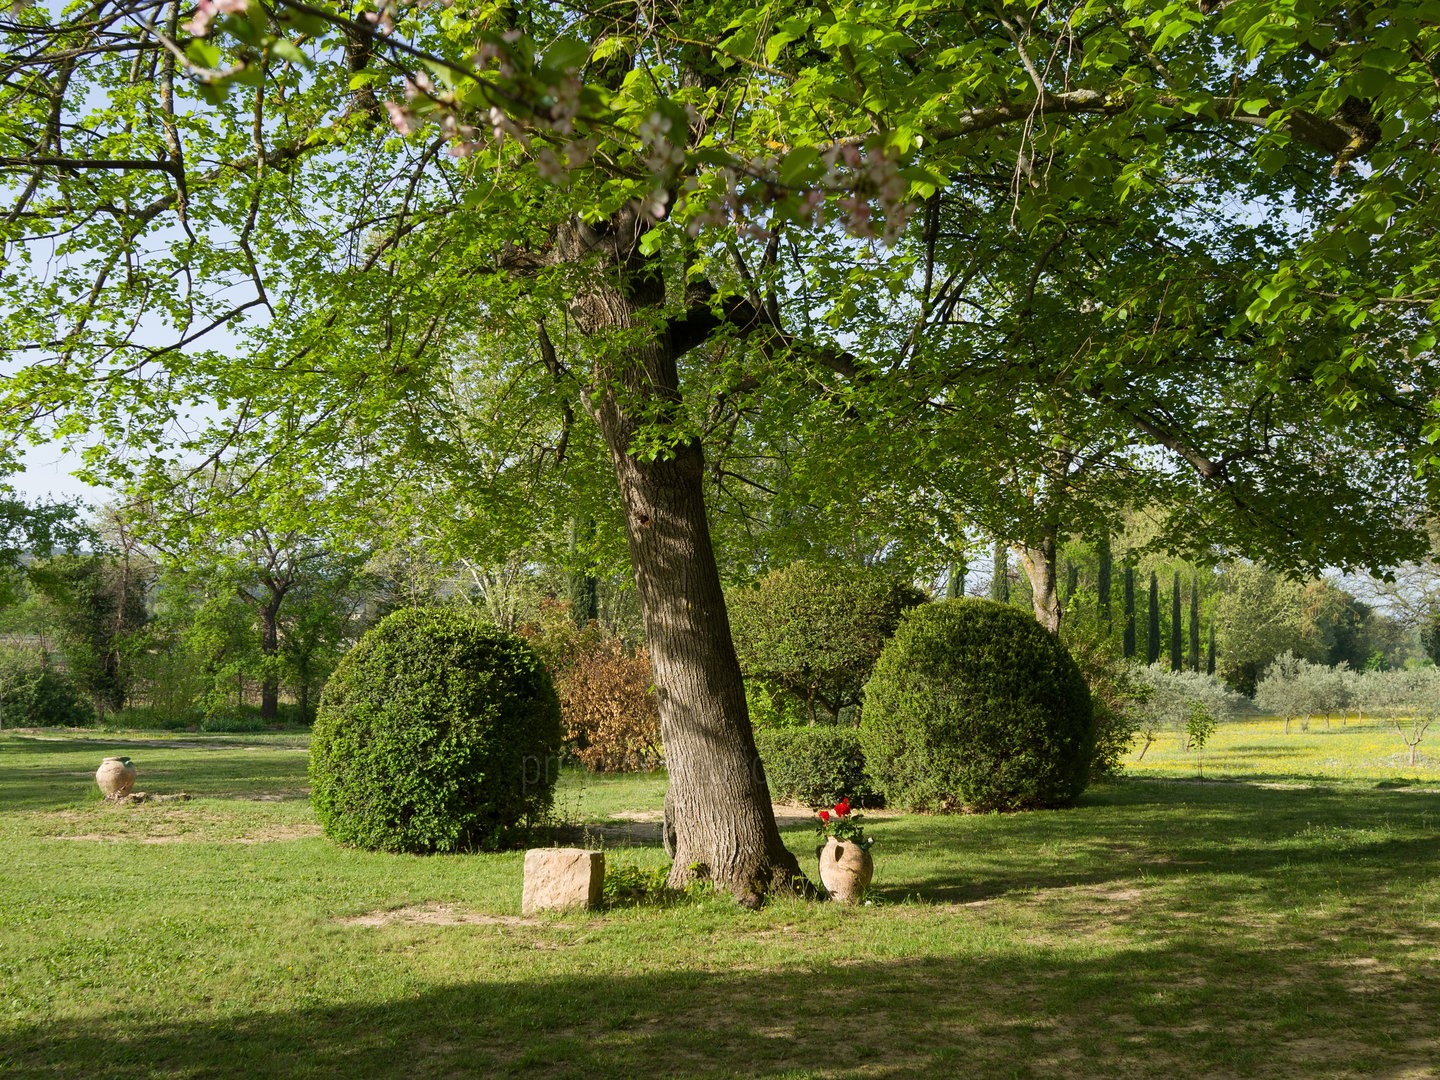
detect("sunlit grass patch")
[3,730,1439,1079]
[1126,715,1440,786]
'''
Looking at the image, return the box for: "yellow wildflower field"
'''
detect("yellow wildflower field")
[1124,715,1440,784]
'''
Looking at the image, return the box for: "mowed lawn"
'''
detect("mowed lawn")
[2,726,1438,1080]
[1126,715,1440,786]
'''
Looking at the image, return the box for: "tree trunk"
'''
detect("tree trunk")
[593,413,805,903]
[567,517,600,626]
[260,600,280,721]
[561,217,807,904]
[946,555,965,599]
[297,668,310,724]
[1021,538,1061,634]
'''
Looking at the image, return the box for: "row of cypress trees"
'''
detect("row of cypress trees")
[958,538,1216,674]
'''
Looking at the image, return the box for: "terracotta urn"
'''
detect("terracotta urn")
[818,836,873,903]
[95,756,137,798]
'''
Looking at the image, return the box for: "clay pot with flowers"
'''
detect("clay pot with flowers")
[815,798,874,903]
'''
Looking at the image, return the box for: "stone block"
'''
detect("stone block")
[522,848,604,915]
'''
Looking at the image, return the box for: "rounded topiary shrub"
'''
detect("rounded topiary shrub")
[754,725,883,808]
[859,598,1094,813]
[309,607,563,853]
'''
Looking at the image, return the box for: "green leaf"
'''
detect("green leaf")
[778,147,821,187]
[1255,146,1286,175]
[1359,48,1408,72]
[269,38,309,66]
[592,35,631,63]
[542,36,590,75]
[186,40,222,69]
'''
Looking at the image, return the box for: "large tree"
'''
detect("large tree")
[2,0,1438,900]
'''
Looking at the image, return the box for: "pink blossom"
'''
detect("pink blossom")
[182,0,248,39]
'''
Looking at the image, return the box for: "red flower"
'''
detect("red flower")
[818,810,830,823]
[834,799,851,817]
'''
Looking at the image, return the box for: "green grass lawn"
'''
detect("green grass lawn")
[1126,715,1440,787]
[2,725,1438,1079]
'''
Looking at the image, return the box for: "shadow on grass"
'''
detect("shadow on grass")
[0,733,306,753]
[5,936,1438,1080]
[1201,745,1309,759]
[0,736,312,812]
[864,780,1440,906]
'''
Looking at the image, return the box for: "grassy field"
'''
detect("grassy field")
[2,724,1438,1079]
[1125,715,1440,787]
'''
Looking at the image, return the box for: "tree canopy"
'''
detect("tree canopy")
[2,0,1438,900]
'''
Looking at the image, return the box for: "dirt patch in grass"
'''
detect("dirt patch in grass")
[37,807,321,844]
[225,788,311,801]
[54,833,188,844]
[230,822,323,842]
[336,903,541,928]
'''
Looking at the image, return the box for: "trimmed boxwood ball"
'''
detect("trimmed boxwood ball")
[859,598,1095,813]
[309,607,563,853]
[754,725,883,809]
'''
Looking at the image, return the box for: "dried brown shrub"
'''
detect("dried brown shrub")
[556,637,662,772]
[521,599,662,772]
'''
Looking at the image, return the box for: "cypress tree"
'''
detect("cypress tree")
[1097,536,1112,629]
[1170,571,1182,671]
[946,552,967,599]
[1146,570,1160,665]
[989,540,1009,604]
[567,517,600,627]
[1188,579,1201,671]
[1122,567,1136,658]
[1207,622,1217,675]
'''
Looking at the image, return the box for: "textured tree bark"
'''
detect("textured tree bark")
[558,212,808,904]
[259,598,281,721]
[1021,535,1062,634]
[597,422,807,902]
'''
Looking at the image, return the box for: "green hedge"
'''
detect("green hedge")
[309,608,563,853]
[0,649,95,727]
[860,598,1094,812]
[754,725,882,808]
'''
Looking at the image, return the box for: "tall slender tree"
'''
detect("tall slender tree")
[1147,571,1161,665]
[1189,580,1202,672]
[1170,572,1183,672]
[566,518,600,627]
[1123,568,1137,660]
[946,551,967,600]
[990,542,1010,605]
[1097,537,1113,632]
